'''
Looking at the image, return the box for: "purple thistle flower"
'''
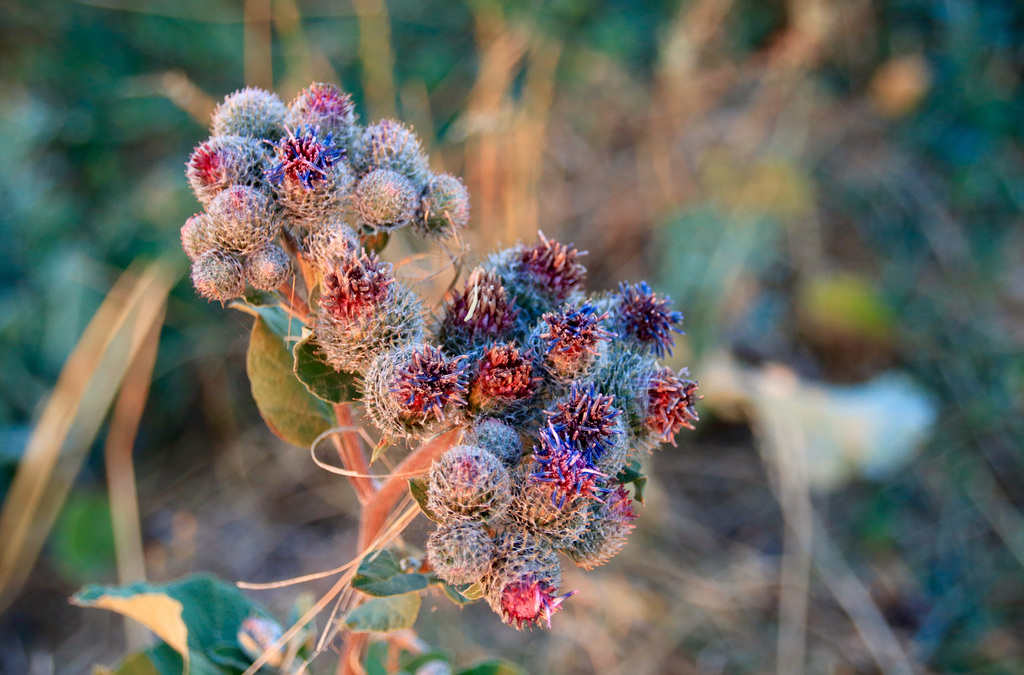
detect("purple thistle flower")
[441,268,519,344]
[618,281,684,358]
[531,423,608,506]
[519,231,587,301]
[266,125,344,190]
[500,579,575,630]
[390,345,469,424]
[543,383,622,465]
[645,366,700,445]
[320,248,393,322]
[470,343,541,409]
[540,302,615,374]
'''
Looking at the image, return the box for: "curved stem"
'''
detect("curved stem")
[339,427,462,675]
[332,403,377,504]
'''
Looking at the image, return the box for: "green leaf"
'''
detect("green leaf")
[370,438,391,465]
[353,550,431,598]
[292,332,361,404]
[354,572,431,598]
[408,477,442,523]
[615,465,648,506]
[95,651,160,675]
[246,314,333,448]
[457,583,484,601]
[344,593,421,633]
[442,583,480,606]
[73,573,275,675]
[457,659,527,675]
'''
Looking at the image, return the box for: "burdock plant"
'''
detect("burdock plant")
[79,82,701,675]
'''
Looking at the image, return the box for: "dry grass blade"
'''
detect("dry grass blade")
[0,260,177,613]
[104,302,166,651]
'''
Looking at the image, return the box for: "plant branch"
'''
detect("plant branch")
[332,403,377,504]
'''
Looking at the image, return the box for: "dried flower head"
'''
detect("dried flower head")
[645,367,700,445]
[354,119,430,187]
[191,250,246,303]
[314,271,424,373]
[320,249,393,322]
[416,172,471,238]
[301,222,358,267]
[483,531,573,630]
[519,231,587,302]
[267,125,344,191]
[180,213,217,261]
[211,87,287,140]
[427,445,512,523]
[186,135,269,205]
[244,244,292,291]
[531,424,608,506]
[464,418,523,469]
[288,82,358,150]
[565,485,637,570]
[427,521,496,584]
[364,344,469,437]
[508,477,590,548]
[543,383,622,465]
[439,268,519,352]
[617,281,684,358]
[206,185,279,254]
[469,343,540,412]
[540,302,614,378]
[353,168,418,232]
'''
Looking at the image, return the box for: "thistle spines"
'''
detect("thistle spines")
[363,344,469,438]
[481,531,573,630]
[186,135,270,205]
[426,521,496,585]
[353,168,419,232]
[211,87,288,140]
[463,418,524,469]
[288,83,359,155]
[354,119,430,187]
[416,172,471,238]
[427,445,512,524]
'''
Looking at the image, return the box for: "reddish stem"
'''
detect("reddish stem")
[340,427,462,675]
[332,403,377,504]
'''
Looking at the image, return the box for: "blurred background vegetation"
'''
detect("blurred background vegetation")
[1,0,1023,672]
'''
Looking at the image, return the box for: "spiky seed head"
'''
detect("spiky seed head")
[354,119,430,187]
[301,221,358,267]
[267,125,344,192]
[591,344,660,440]
[543,383,622,466]
[186,135,270,205]
[427,445,512,523]
[364,344,468,438]
[426,521,497,584]
[191,250,246,302]
[616,281,684,358]
[482,531,573,630]
[438,268,519,353]
[464,418,523,469]
[181,213,217,261]
[211,87,288,140]
[540,302,615,379]
[416,172,470,238]
[288,83,358,151]
[530,424,608,505]
[353,168,418,232]
[508,476,590,548]
[469,343,540,413]
[206,185,279,254]
[320,248,392,322]
[645,367,700,445]
[565,485,637,570]
[315,276,424,373]
[244,244,292,291]
[519,231,587,302]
